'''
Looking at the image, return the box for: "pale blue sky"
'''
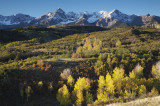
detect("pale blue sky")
[0,0,160,17]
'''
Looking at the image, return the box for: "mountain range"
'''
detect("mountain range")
[0,8,160,29]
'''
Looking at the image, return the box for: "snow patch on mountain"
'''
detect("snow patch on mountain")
[99,11,108,18]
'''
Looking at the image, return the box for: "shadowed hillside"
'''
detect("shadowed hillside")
[0,25,160,105]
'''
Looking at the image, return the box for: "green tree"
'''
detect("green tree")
[85,91,93,104]
[56,84,71,105]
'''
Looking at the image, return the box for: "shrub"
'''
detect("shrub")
[37,59,44,67]
[148,87,159,97]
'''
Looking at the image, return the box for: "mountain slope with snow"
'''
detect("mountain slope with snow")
[0,8,160,29]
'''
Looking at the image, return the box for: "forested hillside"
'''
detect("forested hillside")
[0,25,160,105]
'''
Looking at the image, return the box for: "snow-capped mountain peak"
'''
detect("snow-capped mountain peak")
[0,8,160,29]
[107,9,123,18]
[55,8,65,14]
[99,11,108,18]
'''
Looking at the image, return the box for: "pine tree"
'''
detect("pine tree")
[56,84,71,105]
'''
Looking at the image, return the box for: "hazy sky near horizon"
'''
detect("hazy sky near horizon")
[0,0,160,17]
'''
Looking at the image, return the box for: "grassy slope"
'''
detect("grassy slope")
[106,96,160,106]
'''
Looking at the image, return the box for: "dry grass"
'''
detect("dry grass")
[46,57,93,62]
[106,96,160,106]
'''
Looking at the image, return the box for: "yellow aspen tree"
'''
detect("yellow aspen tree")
[94,60,105,76]
[97,76,108,102]
[67,75,75,89]
[72,77,91,105]
[93,38,102,51]
[112,67,125,95]
[116,40,121,47]
[83,38,92,50]
[76,46,83,54]
[76,90,84,105]
[56,84,71,105]
[74,77,90,92]
[129,71,136,80]
[138,85,146,97]
[105,73,115,95]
